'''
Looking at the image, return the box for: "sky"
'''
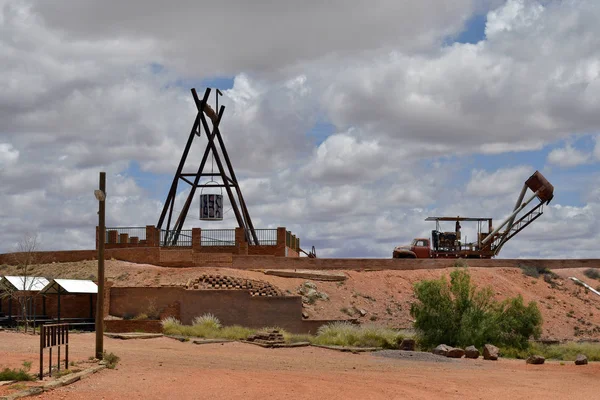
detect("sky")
[0,0,599,258]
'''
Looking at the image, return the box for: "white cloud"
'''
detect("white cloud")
[0,143,19,167]
[547,144,591,167]
[466,165,533,197]
[1,0,600,260]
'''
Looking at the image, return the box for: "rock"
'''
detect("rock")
[446,347,465,358]
[432,344,451,356]
[302,312,309,319]
[526,355,545,365]
[465,346,480,359]
[483,344,499,360]
[358,309,367,317]
[575,354,588,365]
[399,339,415,351]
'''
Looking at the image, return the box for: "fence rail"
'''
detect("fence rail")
[249,229,278,246]
[105,227,147,244]
[161,230,192,247]
[201,229,236,246]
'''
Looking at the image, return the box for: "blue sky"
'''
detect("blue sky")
[2,0,599,258]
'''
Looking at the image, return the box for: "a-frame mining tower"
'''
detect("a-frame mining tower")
[157,88,259,246]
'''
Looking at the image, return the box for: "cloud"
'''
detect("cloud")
[547,144,591,167]
[0,143,19,168]
[28,0,484,76]
[466,165,533,197]
[1,0,600,261]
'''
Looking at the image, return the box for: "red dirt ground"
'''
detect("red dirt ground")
[4,260,600,340]
[1,332,599,400]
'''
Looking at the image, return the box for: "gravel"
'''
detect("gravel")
[371,350,458,363]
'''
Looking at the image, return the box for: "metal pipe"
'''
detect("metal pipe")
[505,184,528,235]
[481,190,540,245]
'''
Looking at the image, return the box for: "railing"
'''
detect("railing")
[201,229,236,246]
[40,323,69,380]
[248,229,277,245]
[105,227,146,244]
[285,230,300,251]
[161,229,192,247]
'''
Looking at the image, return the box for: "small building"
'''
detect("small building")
[0,276,50,324]
[40,279,98,324]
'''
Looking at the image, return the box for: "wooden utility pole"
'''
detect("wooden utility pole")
[95,172,106,359]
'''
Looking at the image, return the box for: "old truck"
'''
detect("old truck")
[393,170,554,259]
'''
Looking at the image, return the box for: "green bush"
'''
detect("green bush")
[312,322,403,349]
[192,314,222,330]
[502,342,600,361]
[583,268,600,280]
[103,351,120,369]
[0,366,35,382]
[161,316,255,340]
[410,269,542,349]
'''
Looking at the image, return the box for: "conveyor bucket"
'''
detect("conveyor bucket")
[525,171,554,203]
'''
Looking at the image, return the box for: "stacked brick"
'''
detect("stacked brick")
[246,330,285,345]
[186,274,282,297]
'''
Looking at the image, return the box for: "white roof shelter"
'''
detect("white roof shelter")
[0,276,50,292]
[40,279,98,295]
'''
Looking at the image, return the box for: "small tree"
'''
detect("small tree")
[410,268,542,349]
[0,233,44,332]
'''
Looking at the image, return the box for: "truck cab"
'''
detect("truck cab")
[392,238,431,258]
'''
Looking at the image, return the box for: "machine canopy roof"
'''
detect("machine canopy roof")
[425,217,493,222]
[41,279,98,294]
[0,276,50,292]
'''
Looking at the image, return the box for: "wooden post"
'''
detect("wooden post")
[96,172,106,359]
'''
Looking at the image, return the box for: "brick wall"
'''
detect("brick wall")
[104,319,162,333]
[108,287,316,333]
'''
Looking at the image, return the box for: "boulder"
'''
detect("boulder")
[526,355,545,365]
[483,344,499,361]
[432,344,451,356]
[446,347,465,358]
[358,309,367,317]
[399,339,416,351]
[465,346,480,359]
[575,354,588,365]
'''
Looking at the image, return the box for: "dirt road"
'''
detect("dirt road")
[1,332,599,400]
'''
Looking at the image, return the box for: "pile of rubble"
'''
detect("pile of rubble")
[186,274,282,297]
[246,330,285,345]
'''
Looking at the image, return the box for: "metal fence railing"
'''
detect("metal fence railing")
[285,230,300,251]
[201,229,235,246]
[105,227,146,244]
[160,229,192,247]
[249,229,278,245]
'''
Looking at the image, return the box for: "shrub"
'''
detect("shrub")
[103,352,120,369]
[133,313,149,320]
[312,322,403,349]
[502,342,600,361]
[583,268,600,280]
[410,269,542,349]
[192,313,222,330]
[0,363,35,381]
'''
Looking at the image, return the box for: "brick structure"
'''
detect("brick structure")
[104,319,162,333]
[108,287,325,333]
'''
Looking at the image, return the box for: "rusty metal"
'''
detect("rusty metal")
[40,323,69,380]
[393,170,554,259]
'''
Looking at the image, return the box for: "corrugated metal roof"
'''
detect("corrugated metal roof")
[41,279,97,294]
[1,276,50,291]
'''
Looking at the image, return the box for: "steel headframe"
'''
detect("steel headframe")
[157,88,259,246]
